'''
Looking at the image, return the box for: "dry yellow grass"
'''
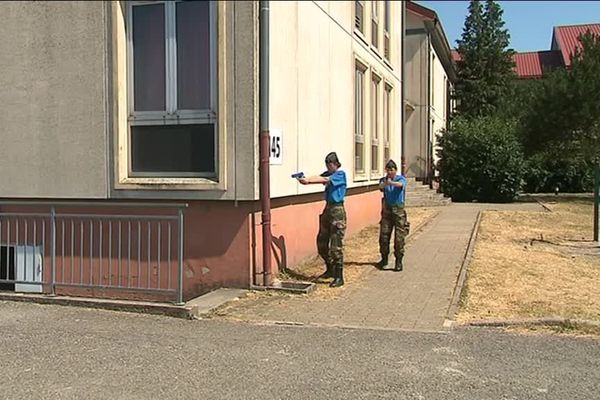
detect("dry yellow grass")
[457,196,600,325]
[276,207,439,300]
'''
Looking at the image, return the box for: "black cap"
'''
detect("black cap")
[385,159,398,170]
[325,152,341,167]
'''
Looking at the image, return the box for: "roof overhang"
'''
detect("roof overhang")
[407,1,457,82]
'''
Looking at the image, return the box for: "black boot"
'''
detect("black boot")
[375,254,389,270]
[329,266,344,287]
[394,255,403,271]
[319,262,335,279]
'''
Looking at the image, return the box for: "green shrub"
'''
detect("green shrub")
[524,154,594,193]
[437,117,525,202]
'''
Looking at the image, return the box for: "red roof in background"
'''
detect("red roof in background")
[432,18,600,79]
[513,51,563,79]
[451,50,461,62]
[553,23,600,67]
[449,49,563,79]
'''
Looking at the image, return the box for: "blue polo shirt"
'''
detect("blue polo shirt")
[380,175,406,206]
[325,170,347,203]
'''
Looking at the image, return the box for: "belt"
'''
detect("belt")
[326,201,344,206]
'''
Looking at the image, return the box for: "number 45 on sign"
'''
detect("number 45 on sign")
[269,128,283,165]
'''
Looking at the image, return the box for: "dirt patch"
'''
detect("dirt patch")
[457,196,600,335]
[529,239,600,257]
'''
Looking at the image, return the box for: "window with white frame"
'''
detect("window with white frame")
[431,53,436,109]
[371,0,379,48]
[443,76,448,119]
[127,0,217,178]
[383,1,390,60]
[383,84,392,166]
[355,1,365,34]
[371,73,381,174]
[354,63,366,174]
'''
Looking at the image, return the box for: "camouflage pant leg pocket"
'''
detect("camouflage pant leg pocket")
[334,220,346,230]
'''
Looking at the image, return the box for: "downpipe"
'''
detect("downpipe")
[259,0,273,286]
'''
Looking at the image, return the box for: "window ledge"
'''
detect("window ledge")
[353,175,369,183]
[352,177,382,186]
[354,29,369,47]
[116,177,224,191]
[371,46,383,60]
[383,58,393,70]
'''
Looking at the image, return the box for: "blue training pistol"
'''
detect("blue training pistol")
[291,172,305,179]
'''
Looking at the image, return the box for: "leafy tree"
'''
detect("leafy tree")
[522,32,600,163]
[496,78,543,123]
[454,0,515,118]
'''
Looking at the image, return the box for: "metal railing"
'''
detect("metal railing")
[0,202,186,304]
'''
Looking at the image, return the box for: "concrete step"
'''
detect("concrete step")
[407,184,433,192]
[404,179,451,207]
[407,197,451,207]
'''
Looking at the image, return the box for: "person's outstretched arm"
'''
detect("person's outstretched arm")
[298,176,329,185]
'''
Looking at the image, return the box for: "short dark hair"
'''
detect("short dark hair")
[325,152,341,167]
[385,159,397,170]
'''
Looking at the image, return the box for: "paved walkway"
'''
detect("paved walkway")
[221,202,544,331]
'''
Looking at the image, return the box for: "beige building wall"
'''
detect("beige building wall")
[404,8,453,179]
[404,12,428,179]
[0,1,404,202]
[430,45,450,165]
[269,1,404,198]
[0,1,261,201]
[0,1,110,198]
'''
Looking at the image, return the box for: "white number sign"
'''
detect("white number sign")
[269,128,283,165]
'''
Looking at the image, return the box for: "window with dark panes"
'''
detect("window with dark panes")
[383,1,390,60]
[355,64,366,174]
[371,73,380,174]
[371,0,378,48]
[383,84,392,166]
[355,1,364,33]
[128,1,217,178]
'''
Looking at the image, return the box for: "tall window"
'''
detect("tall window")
[383,1,390,59]
[371,1,379,48]
[354,64,366,174]
[443,76,448,118]
[127,1,217,178]
[371,74,381,174]
[383,84,392,166]
[355,1,365,34]
[431,53,436,109]
[445,78,452,130]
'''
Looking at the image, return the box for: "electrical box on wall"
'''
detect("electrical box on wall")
[8,245,43,293]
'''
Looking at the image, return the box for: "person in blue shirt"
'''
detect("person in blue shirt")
[376,159,409,271]
[297,152,347,287]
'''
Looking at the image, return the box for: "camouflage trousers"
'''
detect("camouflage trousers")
[379,203,410,258]
[317,204,346,270]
